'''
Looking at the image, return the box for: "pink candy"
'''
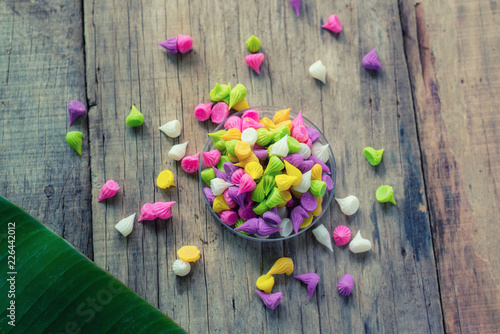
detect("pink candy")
[291,110,305,129]
[224,116,242,131]
[242,110,260,122]
[220,210,238,225]
[231,168,246,185]
[241,117,264,131]
[294,273,320,298]
[181,153,201,174]
[292,125,309,143]
[176,34,193,54]
[333,225,351,246]
[223,189,238,208]
[202,150,221,168]
[322,15,342,33]
[362,48,382,71]
[255,290,283,310]
[238,174,257,194]
[139,201,176,221]
[245,53,265,75]
[98,180,120,202]
[211,102,230,124]
[194,103,213,121]
[139,203,156,221]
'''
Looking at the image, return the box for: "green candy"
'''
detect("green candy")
[309,180,327,197]
[256,128,274,146]
[235,218,249,235]
[126,105,144,127]
[253,202,269,215]
[262,174,276,196]
[228,84,247,109]
[201,168,216,185]
[210,83,231,102]
[251,180,266,202]
[287,136,301,154]
[265,187,285,208]
[376,185,396,205]
[66,131,83,156]
[264,156,285,176]
[363,147,384,166]
[217,155,231,170]
[246,35,261,53]
[225,140,239,156]
[271,126,290,143]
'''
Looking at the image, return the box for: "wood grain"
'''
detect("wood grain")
[83,0,444,332]
[0,0,92,257]
[399,0,500,332]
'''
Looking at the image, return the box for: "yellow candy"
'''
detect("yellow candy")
[256,274,275,293]
[284,161,302,186]
[232,97,249,111]
[220,128,241,141]
[228,153,239,162]
[266,257,294,275]
[312,196,323,216]
[234,141,252,160]
[259,117,277,129]
[299,213,314,229]
[290,187,303,199]
[275,120,293,132]
[213,195,230,212]
[177,246,200,262]
[311,164,323,181]
[279,190,292,207]
[245,161,264,179]
[234,152,259,167]
[156,170,176,189]
[275,174,297,191]
[273,108,290,124]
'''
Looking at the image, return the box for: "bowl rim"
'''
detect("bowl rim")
[199,106,336,242]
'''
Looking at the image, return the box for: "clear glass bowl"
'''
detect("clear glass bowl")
[199,106,336,242]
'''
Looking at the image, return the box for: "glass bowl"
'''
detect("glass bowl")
[199,106,336,242]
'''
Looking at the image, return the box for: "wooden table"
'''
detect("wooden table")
[1,0,499,332]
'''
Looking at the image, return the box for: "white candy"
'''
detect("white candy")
[335,195,360,216]
[172,259,191,276]
[349,230,372,253]
[309,60,326,84]
[311,142,330,163]
[168,141,189,161]
[115,213,136,237]
[210,178,233,196]
[312,224,333,252]
[292,170,312,193]
[278,218,293,237]
[277,206,288,219]
[297,143,311,159]
[241,128,258,147]
[159,120,182,138]
[271,134,289,157]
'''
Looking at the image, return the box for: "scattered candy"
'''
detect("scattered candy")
[245,53,265,74]
[294,273,320,298]
[376,185,396,205]
[278,218,293,237]
[176,34,193,54]
[362,48,382,71]
[159,119,182,138]
[322,14,342,33]
[152,201,176,219]
[68,100,86,126]
[338,274,354,296]
[255,290,283,310]
[335,195,359,215]
[168,141,189,161]
[311,142,330,163]
[267,257,294,275]
[349,230,372,253]
[115,213,136,237]
[309,60,327,84]
[158,36,178,54]
[98,180,120,201]
[363,147,384,166]
[229,84,247,109]
[289,0,301,16]
[246,35,261,53]
[210,83,231,103]
[312,224,333,251]
[126,105,144,127]
[181,153,201,174]
[172,259,191,277]
[177,245,200,262]
[139,203,156,221]
[194,103,213,121]
[256,274,275,293]
[66,131,83,155]
[211,102,230,124]
[333,225,351,246]
[157,170,175,189]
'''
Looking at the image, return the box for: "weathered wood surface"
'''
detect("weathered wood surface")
[0,0,92,258]
[83,0,443,333]
[400,0,500,332]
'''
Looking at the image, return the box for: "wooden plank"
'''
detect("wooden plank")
[84,0,444,332]
[0,0,92,257]
[399,0,500,332]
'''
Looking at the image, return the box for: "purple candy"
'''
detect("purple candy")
[308,156,331,174]
[322,174,334,191]
[337,273,354,296]
[256,218,282,237]
[223,162,239,178]
[253,149,269,160]
[289,0,301,16]
[286,198,294,207]
[282,154,304,168]
[228,186,246,208]
[306,126,321,143]
[262,207,281,226]
[158,36,178,54]
[245,192,254,204]
[290,206,309,233]
[238,203,258,220]
[213,167,231,182]
[300,192,317,212]
[234,217,260,234]
[255,290,283,310]
[203,187,215,205]
[68,100,86,126]
[294,273,320,298]
[362,48,382,71]
[297,160,315,173]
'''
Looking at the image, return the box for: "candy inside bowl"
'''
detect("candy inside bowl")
[199,106,336,242]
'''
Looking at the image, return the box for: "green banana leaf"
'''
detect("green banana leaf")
[0,196,187,333]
